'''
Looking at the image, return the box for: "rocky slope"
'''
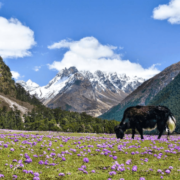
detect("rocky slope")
[17,67,145,116]
[99,61,180,121]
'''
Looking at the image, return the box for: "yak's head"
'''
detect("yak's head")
[114,125,124,139]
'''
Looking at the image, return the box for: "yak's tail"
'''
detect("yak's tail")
[166,115,176,133]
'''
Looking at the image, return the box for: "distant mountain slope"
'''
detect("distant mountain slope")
[99,61,180,121]
[17,67,145,117]
[148,73,180,132]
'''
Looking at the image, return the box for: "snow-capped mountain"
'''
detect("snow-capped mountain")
[16,67,145,116]
[17,79,40,92]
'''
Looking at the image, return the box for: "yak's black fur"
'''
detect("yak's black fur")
[114,105,176,139]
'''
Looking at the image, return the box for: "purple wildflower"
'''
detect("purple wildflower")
[113,156,117,160]
[28,170,33,174]
[59,173,65,176]
[38,160,44,165]
[165,169,170,174]
[23,170,28,173]
[157,169,162,173]
[44,160,48,165]
[139,177,145,180]
[83,157,89,163]
[25,158,32,163]
[13,175,17,179]
[109,171,116,175]
[50,153,56,156]
[0,174,4,178]
[81,165,86,169]
[132,166,137,172]
[83,170,88,174]
[78,168,84,171]
[34,172,39,177]
[33,177,40,180]
[4,144,8,148]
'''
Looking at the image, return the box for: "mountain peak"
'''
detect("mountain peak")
[68,66,78,73]
[94,70,106,77]
[26,79,39,88]
[27,79,33,83]
[57,66,78,77]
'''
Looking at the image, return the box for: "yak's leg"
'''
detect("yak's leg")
[136,127,144,139]
[167,129,170,140]
[158,129,164,139]
[132,129,135,139]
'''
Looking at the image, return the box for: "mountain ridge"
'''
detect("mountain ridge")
[17,66,145,116]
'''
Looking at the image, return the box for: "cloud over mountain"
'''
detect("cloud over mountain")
[152,0,180,24]
[48,37,160,80]
[0,16,36,58]
[11,71,20,80]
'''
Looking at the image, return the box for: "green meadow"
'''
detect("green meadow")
[0,130,180,180]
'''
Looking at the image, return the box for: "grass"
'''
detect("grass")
[0,130,180,180]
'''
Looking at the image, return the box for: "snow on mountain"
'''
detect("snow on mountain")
[16,79,40,92]
[81,69,145,93]
[16,67,145,116]
[16,67,78,101]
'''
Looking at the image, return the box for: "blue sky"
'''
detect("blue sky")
[0,0,180,86]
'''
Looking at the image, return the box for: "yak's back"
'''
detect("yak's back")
[124,105,170,118]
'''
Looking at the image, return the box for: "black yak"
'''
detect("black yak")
[114,105,176,139]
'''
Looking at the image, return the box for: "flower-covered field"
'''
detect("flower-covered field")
[0,130,180,180]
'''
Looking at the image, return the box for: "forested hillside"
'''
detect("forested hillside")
[0,57,119,133]
[148,73,180,133]
[23,105,119,133]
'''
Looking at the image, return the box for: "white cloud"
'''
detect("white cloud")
[48,39,72,49]
[11,71,20,80]
[0,16,36,59]
[33,66,41,72]
[47,37,160,80]
[152,0,180,24]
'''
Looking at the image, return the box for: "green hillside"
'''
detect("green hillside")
[0,57,16,96]
[148,73,180,133]
[99,97,141,121]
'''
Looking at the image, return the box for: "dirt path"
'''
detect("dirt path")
[0,95,28,122]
